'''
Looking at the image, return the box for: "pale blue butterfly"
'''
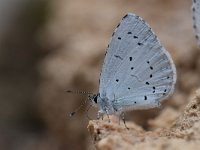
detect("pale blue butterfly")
[69,13,176,128]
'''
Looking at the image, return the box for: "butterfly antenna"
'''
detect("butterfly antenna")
[67,90,94,117]
[69,98,88,117]
[66,90,93,95]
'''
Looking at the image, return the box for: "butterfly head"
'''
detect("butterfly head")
[88,93,99,106]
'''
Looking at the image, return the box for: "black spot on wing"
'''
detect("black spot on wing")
[116,23,120,28]
[122,14,128,19]
[153,86,155,93]
[112,32,115,37]
[162,89,167,96]
[114,55,123,60]
[105,51,107,56]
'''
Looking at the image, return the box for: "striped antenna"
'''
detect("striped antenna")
[66,90,93,95]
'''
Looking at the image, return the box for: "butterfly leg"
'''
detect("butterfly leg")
[85,104,92,120]
[118,116,121,126]
[105,110,110,123]
[120,112,129,130]
[97,111,104,120]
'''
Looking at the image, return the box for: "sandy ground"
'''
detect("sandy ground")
[88,89,200,149]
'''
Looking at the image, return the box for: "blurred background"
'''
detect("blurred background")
[0,0,199,149]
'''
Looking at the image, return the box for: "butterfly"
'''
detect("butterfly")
[69,13,176,128]
[89,13,176,122]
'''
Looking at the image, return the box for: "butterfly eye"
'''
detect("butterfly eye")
[93,96,98,104]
